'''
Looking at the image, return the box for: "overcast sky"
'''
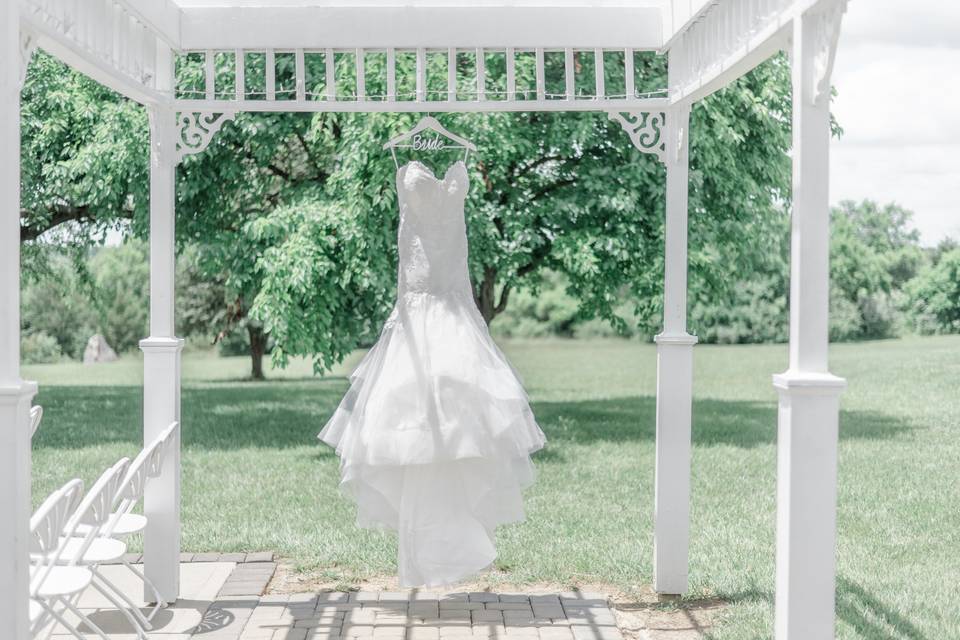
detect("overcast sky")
[831,0,960,245]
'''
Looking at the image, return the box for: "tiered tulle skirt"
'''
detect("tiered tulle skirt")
[319,289,546,587]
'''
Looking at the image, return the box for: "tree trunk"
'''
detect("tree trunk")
[248,325,267,380]
[474,266,511,326]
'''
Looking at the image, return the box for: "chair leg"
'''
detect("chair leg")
[92,565,154,630]
[89,574,150,640]
[50,596,111,640]
[123,557,166,621]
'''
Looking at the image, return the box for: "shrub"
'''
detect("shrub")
[21,331,64,364]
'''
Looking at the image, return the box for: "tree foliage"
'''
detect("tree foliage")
[246,54,795,372]
[20,52,148,265]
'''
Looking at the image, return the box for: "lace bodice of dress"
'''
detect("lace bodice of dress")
[396,160,472,298]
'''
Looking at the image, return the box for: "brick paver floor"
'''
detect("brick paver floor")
[39,559,663,640]
[217,590,622,640]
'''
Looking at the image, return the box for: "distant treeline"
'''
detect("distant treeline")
[490,200,960,343]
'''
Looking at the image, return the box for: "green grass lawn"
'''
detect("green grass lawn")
[26,336,960,639]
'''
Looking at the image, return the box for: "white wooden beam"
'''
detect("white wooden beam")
[179,7,664,50]
[773,4,848,639]
[173,96,669,114]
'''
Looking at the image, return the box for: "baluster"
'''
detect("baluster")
[325,48,335,101]
[476,48,485,101]
[112,3,121,67]
[535,48,545,101]
[624,47,635,99]
[506,47,515,101]
[447,48,456,101]
[295,49,305,101]
[265,49,275,100]
[235,49,245,101]
[205,50,215,100]
[416,47,426,102]
[145,28,156,88]
[594,48,604,99]
[564,48,574,101]
[386,48,396,101]
[356,48,365,102]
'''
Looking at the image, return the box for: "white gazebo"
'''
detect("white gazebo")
[1,1,850,638]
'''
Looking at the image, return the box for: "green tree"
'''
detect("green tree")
[829,200,925,340]
[20,52,148,264]
[907,247,960,334]
[87,241,150,353]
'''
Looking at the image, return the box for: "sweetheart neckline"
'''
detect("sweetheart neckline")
[398,159,467,185]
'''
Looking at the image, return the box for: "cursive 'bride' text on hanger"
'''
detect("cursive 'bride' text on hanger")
[384,116,477,169]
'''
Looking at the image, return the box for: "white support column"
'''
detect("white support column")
[140,43,183,604]
[1,6,38,638]
[653,102,696,596]
[774,3,847,638]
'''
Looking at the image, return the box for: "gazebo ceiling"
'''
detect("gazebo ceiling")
[123,0,715,51]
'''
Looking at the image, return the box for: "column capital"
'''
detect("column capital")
[139,337,185,353]
[654,332,698,346]
[772,370,846,395]
[0,380,39,403]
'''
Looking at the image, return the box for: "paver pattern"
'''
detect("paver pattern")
[42,560,630,640]
[220,591,623,640]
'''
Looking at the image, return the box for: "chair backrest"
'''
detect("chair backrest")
[61,458,130,566]
[156,421,179,470]
[29,479,84,595]
[29,405,43,438]
[102,436,166,536]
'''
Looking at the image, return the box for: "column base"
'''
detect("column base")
[772,369,845,640]
[0,380,38,640]
[140,336,183,604]
[653,331,697,595]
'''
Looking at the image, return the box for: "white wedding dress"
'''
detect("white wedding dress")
[318,159,546,588]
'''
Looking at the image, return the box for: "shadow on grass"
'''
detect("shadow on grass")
[836,576,930,640]
[34,379,916,452]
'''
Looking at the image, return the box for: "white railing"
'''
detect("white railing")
[172,47,669,113]
[20,0,166,102]
[667,0,795,103]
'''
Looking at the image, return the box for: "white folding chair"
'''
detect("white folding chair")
[90,421,179,622]
[30,405,43,438]
[40,457,156,640]
[30,478,110,640]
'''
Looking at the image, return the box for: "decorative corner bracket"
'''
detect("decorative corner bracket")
[175,112,236,164]
[607,111,667,164]
[810,0,848,106]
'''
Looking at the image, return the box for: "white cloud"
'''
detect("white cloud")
[829,0,960,245]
